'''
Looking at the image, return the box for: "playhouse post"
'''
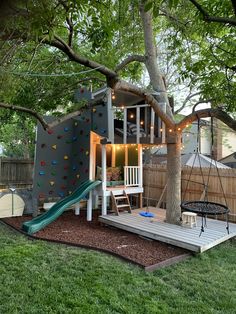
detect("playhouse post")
[75,202,80,215]
[101,143,107,215]
[87,191,92,221]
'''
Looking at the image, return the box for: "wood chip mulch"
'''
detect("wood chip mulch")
[2,210,190,269]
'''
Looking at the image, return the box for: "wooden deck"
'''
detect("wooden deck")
[99,208,236,253]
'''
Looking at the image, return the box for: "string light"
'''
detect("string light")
[178,127,181,131]
[169,129,172,133]
[160,128,163,132]
[140,121,144,125]
[130,114,134,119]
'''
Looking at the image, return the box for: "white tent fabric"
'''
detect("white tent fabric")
[181,153,230,168]
[162,153,230,169]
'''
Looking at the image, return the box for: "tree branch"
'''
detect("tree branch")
[0,102,49,130]
[174,91,202,114]
[189,0,236,26]
[115,54,146,72]
[42,35,118,80]
[177,107,236,132]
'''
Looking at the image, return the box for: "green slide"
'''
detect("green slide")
[22,180,101,235]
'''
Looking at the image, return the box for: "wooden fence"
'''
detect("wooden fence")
[0,158,33,189]
[143,164,236,222]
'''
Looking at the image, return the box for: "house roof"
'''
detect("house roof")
[219,152,236,163]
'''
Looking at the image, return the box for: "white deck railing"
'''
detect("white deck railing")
[124,166,141,187]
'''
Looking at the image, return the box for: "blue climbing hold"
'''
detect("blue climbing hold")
[51,160,58,165]
[139,211,155,218]
[58,191,65,198]
[64,127,69,132]
[39,171,45,176]
[100,128,106,134]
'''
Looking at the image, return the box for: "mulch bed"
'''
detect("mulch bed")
[2,210,191,270]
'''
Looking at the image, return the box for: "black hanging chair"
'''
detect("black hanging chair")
[180,114,230,236]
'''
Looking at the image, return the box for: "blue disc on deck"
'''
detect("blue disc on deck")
[139,211,155,218]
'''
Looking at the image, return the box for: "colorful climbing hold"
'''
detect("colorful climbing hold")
[74,121,78,126]
[52,144,57,150]
[51,171,56,176]
[64,155,69,160]
[85,151,89,156]
[64,165,69,170]
[51,160,58,165]
[37,182,41,187]
[100,128,106,134]
[72,136,78,142]
[49,190,54,195]
[39,193,45,199]
[76,174,80,179]
[47,129,53,135]
[57,135,63,139]
[58,192,64,198]
[66,139,72,144]
[68,191,72,195]
[72,165,77,171]
[92,108,96,113]
[64,127,69,132]
[40,161,46,166]
[39,171,45,176]
[49,181,55,186]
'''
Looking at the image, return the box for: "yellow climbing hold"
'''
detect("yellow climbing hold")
[86,151,89,156]
[52,145,57,150]
[92,108,96,113]
[50,181,55,186]
[76,174,80,179]
[64,155,69,160]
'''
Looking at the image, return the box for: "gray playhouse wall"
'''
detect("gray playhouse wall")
[31,104,108,213]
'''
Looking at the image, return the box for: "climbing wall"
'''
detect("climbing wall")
[32,103,109,212]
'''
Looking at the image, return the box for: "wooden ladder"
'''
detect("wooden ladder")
[111,191,131,215]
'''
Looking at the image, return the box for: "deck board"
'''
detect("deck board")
[99,211,236,253]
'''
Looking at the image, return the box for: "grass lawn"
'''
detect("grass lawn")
[0,222,235,314]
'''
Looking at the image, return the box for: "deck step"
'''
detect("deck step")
[111,190,131,215]
[115,196,127,199]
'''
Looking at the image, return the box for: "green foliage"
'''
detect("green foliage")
[0,223,236,313]
[0,113,35,158]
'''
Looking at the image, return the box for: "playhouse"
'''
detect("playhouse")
[28,87,165,224]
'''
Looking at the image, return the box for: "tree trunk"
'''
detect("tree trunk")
[139,3,172,116]
[166,131,182,224]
